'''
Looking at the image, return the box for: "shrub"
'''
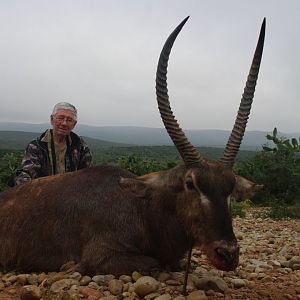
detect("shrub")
[235,128,300,206]
[269,205,300,219]
[117,154,168,175]
[230,200,252,218]
[0,152,22,192]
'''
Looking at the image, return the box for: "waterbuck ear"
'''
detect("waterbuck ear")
[232,175,264,202]
[119,176,153,198]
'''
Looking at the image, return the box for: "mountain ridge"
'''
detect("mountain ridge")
[1,122,299,150]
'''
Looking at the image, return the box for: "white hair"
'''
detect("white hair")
[52,102,77,120]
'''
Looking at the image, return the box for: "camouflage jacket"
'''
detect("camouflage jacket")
[15,129,92,185]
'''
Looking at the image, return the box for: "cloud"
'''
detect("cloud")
[0,0,299,132]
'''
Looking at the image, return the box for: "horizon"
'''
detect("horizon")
[1,121,300,135]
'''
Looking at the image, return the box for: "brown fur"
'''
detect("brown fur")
[0,163,260,275]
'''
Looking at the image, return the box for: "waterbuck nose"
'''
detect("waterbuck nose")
[214,243,239,270]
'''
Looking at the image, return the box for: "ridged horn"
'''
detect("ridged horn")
[219,18,266,167]
[156,16,203,166]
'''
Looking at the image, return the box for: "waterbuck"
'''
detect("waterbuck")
[0,17,265,276]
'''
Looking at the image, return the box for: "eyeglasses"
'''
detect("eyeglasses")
[54,115,76,124]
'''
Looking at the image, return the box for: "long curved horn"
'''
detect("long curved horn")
[219,18,266,167]
[156,17,203,166]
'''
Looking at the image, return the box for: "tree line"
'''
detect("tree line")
[1,128,299,218]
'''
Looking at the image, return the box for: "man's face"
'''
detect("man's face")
[51,109,77,137]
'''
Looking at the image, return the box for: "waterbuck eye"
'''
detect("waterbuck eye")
[185,178,196,191]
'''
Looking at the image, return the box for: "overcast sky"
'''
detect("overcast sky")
[0,1,299,133]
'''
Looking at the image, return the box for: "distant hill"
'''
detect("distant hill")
[1,122,299,150]
[0,131,130,150]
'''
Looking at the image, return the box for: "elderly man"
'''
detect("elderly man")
[15,102,92,185]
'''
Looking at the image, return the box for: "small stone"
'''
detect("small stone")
[16,274,29,285]
[194,276,228,293]
[157,272,171,282]
[165,279,181,286]
[20,285,41,300]
[261,276,273,283]
[100,296,118,300]
[0,282,5,291]
[292,264,300,270]
[37,273,47,285]
[247,273,258,280]
[132,271,143,282]
[144,292,161,300]
[268,260,281,267]
[119,275,132,283]
[134,276,159,297]
[7,288,17,294]
[92,275,106,285]
[173,296,186,300]
[7,275,17,284]
[154,293,172,300]
[186,290,208,300]
[88,281,100,289]
[236,233,243,240]
[231,278,247,288]
[70,272,82,281]
[205,289,215,296]
[79,286,103,299]
[109,279,124,295]
[79,275,91,286]
[50,278,79,293]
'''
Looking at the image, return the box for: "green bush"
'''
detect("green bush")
[230,200,252,218]
[269,205,300,219]
[0,151,22,192]
[235,128,300,206]
[117,154,173,176]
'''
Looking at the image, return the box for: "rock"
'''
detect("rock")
[70,272,82,281]
[119,275,132,283]
[132,271,142,282]
[157,272,171,282]
[100,296,118,300]
[50,278,79,293]
[92,275,106,285]
[144,292,161,300]
[231,278,247,288]
[134,276,159,297]
[0,282,5,291]
[261,276,273,283]
[79,275,92,286]
[173,296,186,300]
[79,286,103,299]
[154,293,172,300]
[6,275,17,284]
[293,264,300,270]
[193,276,228,292]
[268,260,281,267]
[16,274,29,285]
[288,256,300,269]
[20,285,41,300]
[91,274,114,285]
[108,279,124,295]
[186,290,208,300]
[88,281,100,289]
[165,279,181,286]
